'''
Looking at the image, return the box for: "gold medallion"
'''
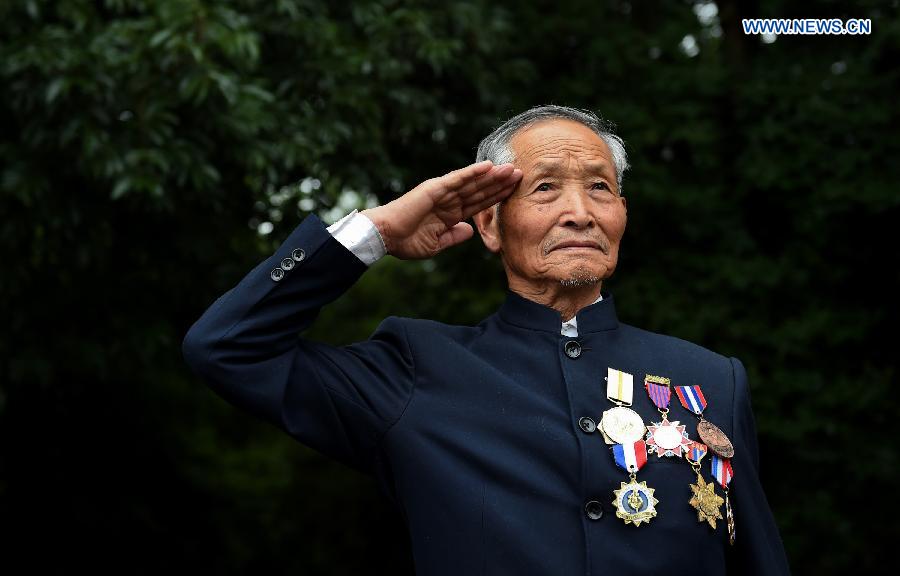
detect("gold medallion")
[600,406,646,444]
[612,479,658,526]
[689,474,724,528]
[697,419,735,458]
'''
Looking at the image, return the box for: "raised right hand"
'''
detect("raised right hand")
[361,160,522,260]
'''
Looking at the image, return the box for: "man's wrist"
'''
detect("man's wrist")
[360,206,392,255]
[326,208,387,266]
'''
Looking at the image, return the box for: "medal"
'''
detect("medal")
[674,385,735,458]
[599,368,646,445]
[610,440,658,526]
[686,441,724,529]
[601,406,646,444]
[712,454,737,545]
[644,375,691,458]
[646,418,691,457]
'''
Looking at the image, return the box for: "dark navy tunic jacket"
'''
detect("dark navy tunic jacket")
[182,213,792,575]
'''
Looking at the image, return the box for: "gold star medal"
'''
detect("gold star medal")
[611,440,658,526]
[599,368,646,446]
[643,375,691,458]
[686,442,724,529]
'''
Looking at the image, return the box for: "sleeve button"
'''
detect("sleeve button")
[280,257,295,271]
[291,248,306,262]
[270,268,285,282]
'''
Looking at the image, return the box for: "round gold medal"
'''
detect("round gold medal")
[600,406,646,444]
[697,420,735,458]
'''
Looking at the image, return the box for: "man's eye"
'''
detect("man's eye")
[536,183,552,191]
[592,182,610,191]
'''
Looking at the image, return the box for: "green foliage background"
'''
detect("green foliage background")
[1,0,896,573]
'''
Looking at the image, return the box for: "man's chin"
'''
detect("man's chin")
[557,265,606,288]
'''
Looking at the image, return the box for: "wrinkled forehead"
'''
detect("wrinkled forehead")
[509,120,615,179]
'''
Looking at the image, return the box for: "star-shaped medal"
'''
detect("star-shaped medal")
[689,474,724,528]
[612,480,659,526]
[646,417,691,457]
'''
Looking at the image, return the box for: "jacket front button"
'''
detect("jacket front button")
[564,340,582,359]
[584,500,604,520]
[578,416,596,433]
[270,268,285,282]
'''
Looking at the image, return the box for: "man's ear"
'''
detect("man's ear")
[473,204,502,254]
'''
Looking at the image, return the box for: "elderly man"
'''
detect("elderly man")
[182,105,791,575]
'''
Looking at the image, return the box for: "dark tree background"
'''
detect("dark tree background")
[1,0,896,574]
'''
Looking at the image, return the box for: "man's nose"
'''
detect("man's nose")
[561,188,594,228]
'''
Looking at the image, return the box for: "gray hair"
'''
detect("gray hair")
[475,104,630,194]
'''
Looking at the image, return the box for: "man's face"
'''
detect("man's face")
[477,119,627,293]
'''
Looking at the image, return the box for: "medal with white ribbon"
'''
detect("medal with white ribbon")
[644,375,691,458]
[712,454,737,545]
[674,385,735,458]
[686,441,724,530]
[611,440,658,526]
[599,368,646,446]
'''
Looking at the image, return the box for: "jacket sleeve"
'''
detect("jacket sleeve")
[181,213,415,474]
[727,356,793,576]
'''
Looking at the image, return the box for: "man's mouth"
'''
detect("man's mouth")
[550,240,607,254]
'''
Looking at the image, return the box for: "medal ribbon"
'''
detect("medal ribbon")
[711,454,734,489]
[607,368,634,405]
[686,441,708,465]
[613,440,648,474]
[645,382,671,410]
[675,385,708,416]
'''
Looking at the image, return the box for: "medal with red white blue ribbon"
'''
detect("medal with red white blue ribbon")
[674,383,737,543]
[712,454,737,545]
[610,440,658,526]
[644,375,691,458]
[674,385,735,458]
[685,441,724,530]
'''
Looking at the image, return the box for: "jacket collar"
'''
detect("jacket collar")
[497,288,619,334]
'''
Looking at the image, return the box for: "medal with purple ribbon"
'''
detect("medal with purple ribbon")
[644,375,691,458]
[610,440,658,526]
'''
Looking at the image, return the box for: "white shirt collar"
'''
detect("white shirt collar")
[560,294,603,337]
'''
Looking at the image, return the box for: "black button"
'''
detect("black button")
[270,268,285,282]
[291,248,306,262]
[578,416,596,434]
[584,500,604,520]
[280,257,295,271]
[564,340,582,359]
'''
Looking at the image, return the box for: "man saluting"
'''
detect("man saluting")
[183,104,791,575]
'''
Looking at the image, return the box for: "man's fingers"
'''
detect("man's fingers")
[436,221,474,251]
[430,164,513,215]
[441,160,495,190]
[461,169,522,215]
